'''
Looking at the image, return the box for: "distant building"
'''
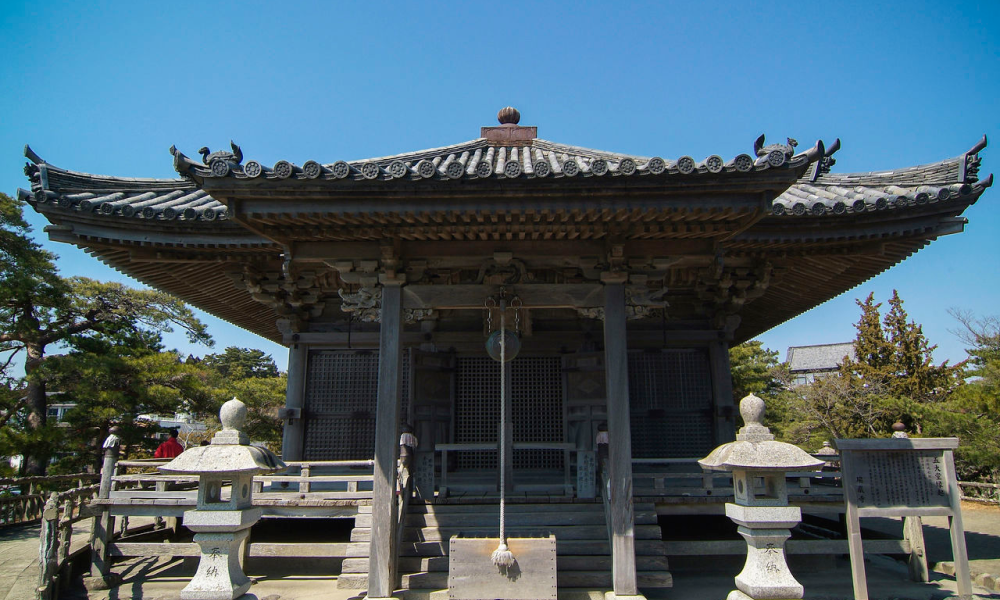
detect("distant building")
[786,342,855,385]
[46,401,75,426]
[139,412,208,443]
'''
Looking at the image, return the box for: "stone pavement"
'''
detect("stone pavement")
[5,501,998,600]
[59,554,1000,600]
[867,500,1000,594]
[0,518,94,600]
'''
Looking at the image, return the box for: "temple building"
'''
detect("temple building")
[20,109,991,597]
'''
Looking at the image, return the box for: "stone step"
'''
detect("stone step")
[341,554,670,574]
[356,510,657,528]
[407,502,602,514]
[400,539,667,557]
[402,589,613,600]
[350,524,662,542]
[338,570,673,591]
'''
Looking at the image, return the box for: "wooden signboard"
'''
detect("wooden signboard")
[414,452,435,500]
[577,451,596,499]
[448,536,557,600]
[836,438,972,600]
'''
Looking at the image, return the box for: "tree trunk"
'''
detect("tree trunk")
[22,342,49,476]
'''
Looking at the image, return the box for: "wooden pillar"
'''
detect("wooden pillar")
[86,436,119,589]
[281,342,308,461]
[708,339,736,444]
[368,279,405,599]
[602,275,640,598]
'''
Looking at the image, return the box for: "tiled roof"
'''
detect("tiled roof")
[20,159,228,223]
[169,136,819,183]
[21,136,989,227]
[771,136,990,217]
[787,343,856,372]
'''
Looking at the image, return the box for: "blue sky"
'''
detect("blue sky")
[2,1,997,371]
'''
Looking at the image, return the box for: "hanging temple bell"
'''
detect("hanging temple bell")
[484,289,522,363]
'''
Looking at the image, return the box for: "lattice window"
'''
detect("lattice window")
[512,357,563,470]
[454,357,499,470]
[628,349,714,458]
[302,350,410,460]
[454,356,564,470]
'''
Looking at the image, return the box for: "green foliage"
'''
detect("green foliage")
[840,291,962,403]
[42,326,217,472]
[940,310,1000,480]
[216,375,287,451]
[0,193,213,474]
[202,347,279,380]
[729,340,788,402]
[201,347,285,450]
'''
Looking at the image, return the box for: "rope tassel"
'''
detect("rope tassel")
[491,541,515,568]
[491,305,516,569]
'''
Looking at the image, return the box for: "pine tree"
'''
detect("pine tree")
[841,293,894,383]
[882,291,962,400]
[0,193,213,474]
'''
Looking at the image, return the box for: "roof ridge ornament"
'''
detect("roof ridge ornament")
[24,144,44,165]
[754,134,799,168]
[964,135,987,182]
[483,107,536,146]
[817,138,842,177]
[497,106,520,125]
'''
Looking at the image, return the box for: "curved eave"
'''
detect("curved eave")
[76,244,284,344]
[731,176,990,341]
[18,186,265,248]
[771,139,989,217]
[745,176,989,246]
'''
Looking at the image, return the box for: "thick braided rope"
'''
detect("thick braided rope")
[498,308,507,545]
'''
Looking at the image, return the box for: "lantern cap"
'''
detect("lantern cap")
[699,394,823,472]
[159,398,285,476]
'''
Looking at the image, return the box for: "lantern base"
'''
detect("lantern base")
[725,504,804,600]
[181,529,251,600]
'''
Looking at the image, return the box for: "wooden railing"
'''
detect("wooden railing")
[630,456,845,501]
[435,442,575,493]
[394,460,413,588]
[37,484,102,600]
[599,459,612,547]
[958,481,1000,504]
[108,458,376,501]
[0,473,100,527]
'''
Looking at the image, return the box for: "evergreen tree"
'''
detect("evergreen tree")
[729,340,788,402]
[202,347,285,450]
[883,291,962,400]
[844,293,894,383]
[44,327,216,472]
[0,193,213,474]
[202,347,279,380]
[841,290,961,404]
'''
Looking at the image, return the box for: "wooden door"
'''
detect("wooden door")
[409,349,455,497]
[563,352,608,453]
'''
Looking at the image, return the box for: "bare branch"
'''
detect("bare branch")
[0,396,27,429]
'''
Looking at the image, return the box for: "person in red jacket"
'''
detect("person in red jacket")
[154,428,184,458]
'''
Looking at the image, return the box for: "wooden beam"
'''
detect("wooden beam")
[292,239,717,261]
[367,280,404,598]
[602,276,639,597]
[403,284,604,310]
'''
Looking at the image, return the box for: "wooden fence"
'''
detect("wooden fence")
[958,481,1000,504]
[37,484,101,600]
[0,473,99,527]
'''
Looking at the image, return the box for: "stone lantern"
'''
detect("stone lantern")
[699,394,823,600]
[160,398,285,600]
